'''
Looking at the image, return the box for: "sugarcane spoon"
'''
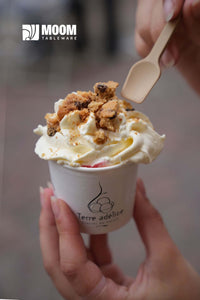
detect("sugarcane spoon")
[121,18,180,103]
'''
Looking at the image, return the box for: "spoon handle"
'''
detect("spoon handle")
[147,17,180,63]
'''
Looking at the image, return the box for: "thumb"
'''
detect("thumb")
[133,179,175,257]
[163,0,184,21]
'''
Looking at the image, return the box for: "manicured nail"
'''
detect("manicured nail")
[47,181,54,190]
[51,196,60,218]
[192,0,200,18]
[163,0,174,21]
[161,49,175,68]
[40,186,45,207]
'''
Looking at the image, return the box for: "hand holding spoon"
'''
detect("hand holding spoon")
[121,18,180,103]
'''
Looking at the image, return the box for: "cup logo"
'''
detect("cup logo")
[88,183,114,213]
[22,24,40,41]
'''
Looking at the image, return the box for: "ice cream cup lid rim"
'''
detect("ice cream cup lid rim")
[49,160,137,173]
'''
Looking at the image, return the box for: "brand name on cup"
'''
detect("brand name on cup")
[77,209,124,223]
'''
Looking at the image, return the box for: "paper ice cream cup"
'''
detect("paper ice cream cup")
[48,160,138,234]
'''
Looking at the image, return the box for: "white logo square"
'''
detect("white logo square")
[22,24,40,41]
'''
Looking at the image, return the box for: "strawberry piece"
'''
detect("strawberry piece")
[92,162,108,168]
[82,161,108,168]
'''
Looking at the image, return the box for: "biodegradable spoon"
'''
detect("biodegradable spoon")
[121,18,179,103]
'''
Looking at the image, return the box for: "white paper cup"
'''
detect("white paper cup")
[48,160,138,234]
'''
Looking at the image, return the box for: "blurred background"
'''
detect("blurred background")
[0,0,200,299]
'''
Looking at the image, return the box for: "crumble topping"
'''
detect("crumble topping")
[94,129,107,144]
[45,113,60,136]
[45,81,135,143]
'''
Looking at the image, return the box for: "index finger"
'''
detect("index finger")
[54,199,103,297]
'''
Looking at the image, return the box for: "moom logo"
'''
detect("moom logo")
[22,24,40,41]
[88,183,114,214]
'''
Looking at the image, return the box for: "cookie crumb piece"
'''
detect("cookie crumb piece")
[47,127,56,136]
[94,81,119,99]
[45,113,60,136]
[99,100,119,119]
[88,101,104,112]
[57,92,94,121]
[77,91,96,101]
[99,118,115,131]
[79,109,89,122]
[122,100,135,111]
[57,99,77,120]
[75,91,95,109]
[94,129,107,144]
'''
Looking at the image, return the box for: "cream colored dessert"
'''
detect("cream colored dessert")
[34,81,165,167]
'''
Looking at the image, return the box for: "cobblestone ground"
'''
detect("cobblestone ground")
[0,1,200,299]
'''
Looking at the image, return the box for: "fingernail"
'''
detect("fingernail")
[192,0,200,18]
[161,49,175,68]
[40,186,45,207]
[163,0,174,21]
[47,181,54,190]
[51,196,60,218]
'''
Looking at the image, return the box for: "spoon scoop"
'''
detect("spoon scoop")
[121,18,179,103]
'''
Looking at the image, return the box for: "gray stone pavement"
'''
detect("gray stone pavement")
[1,1,200,299]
